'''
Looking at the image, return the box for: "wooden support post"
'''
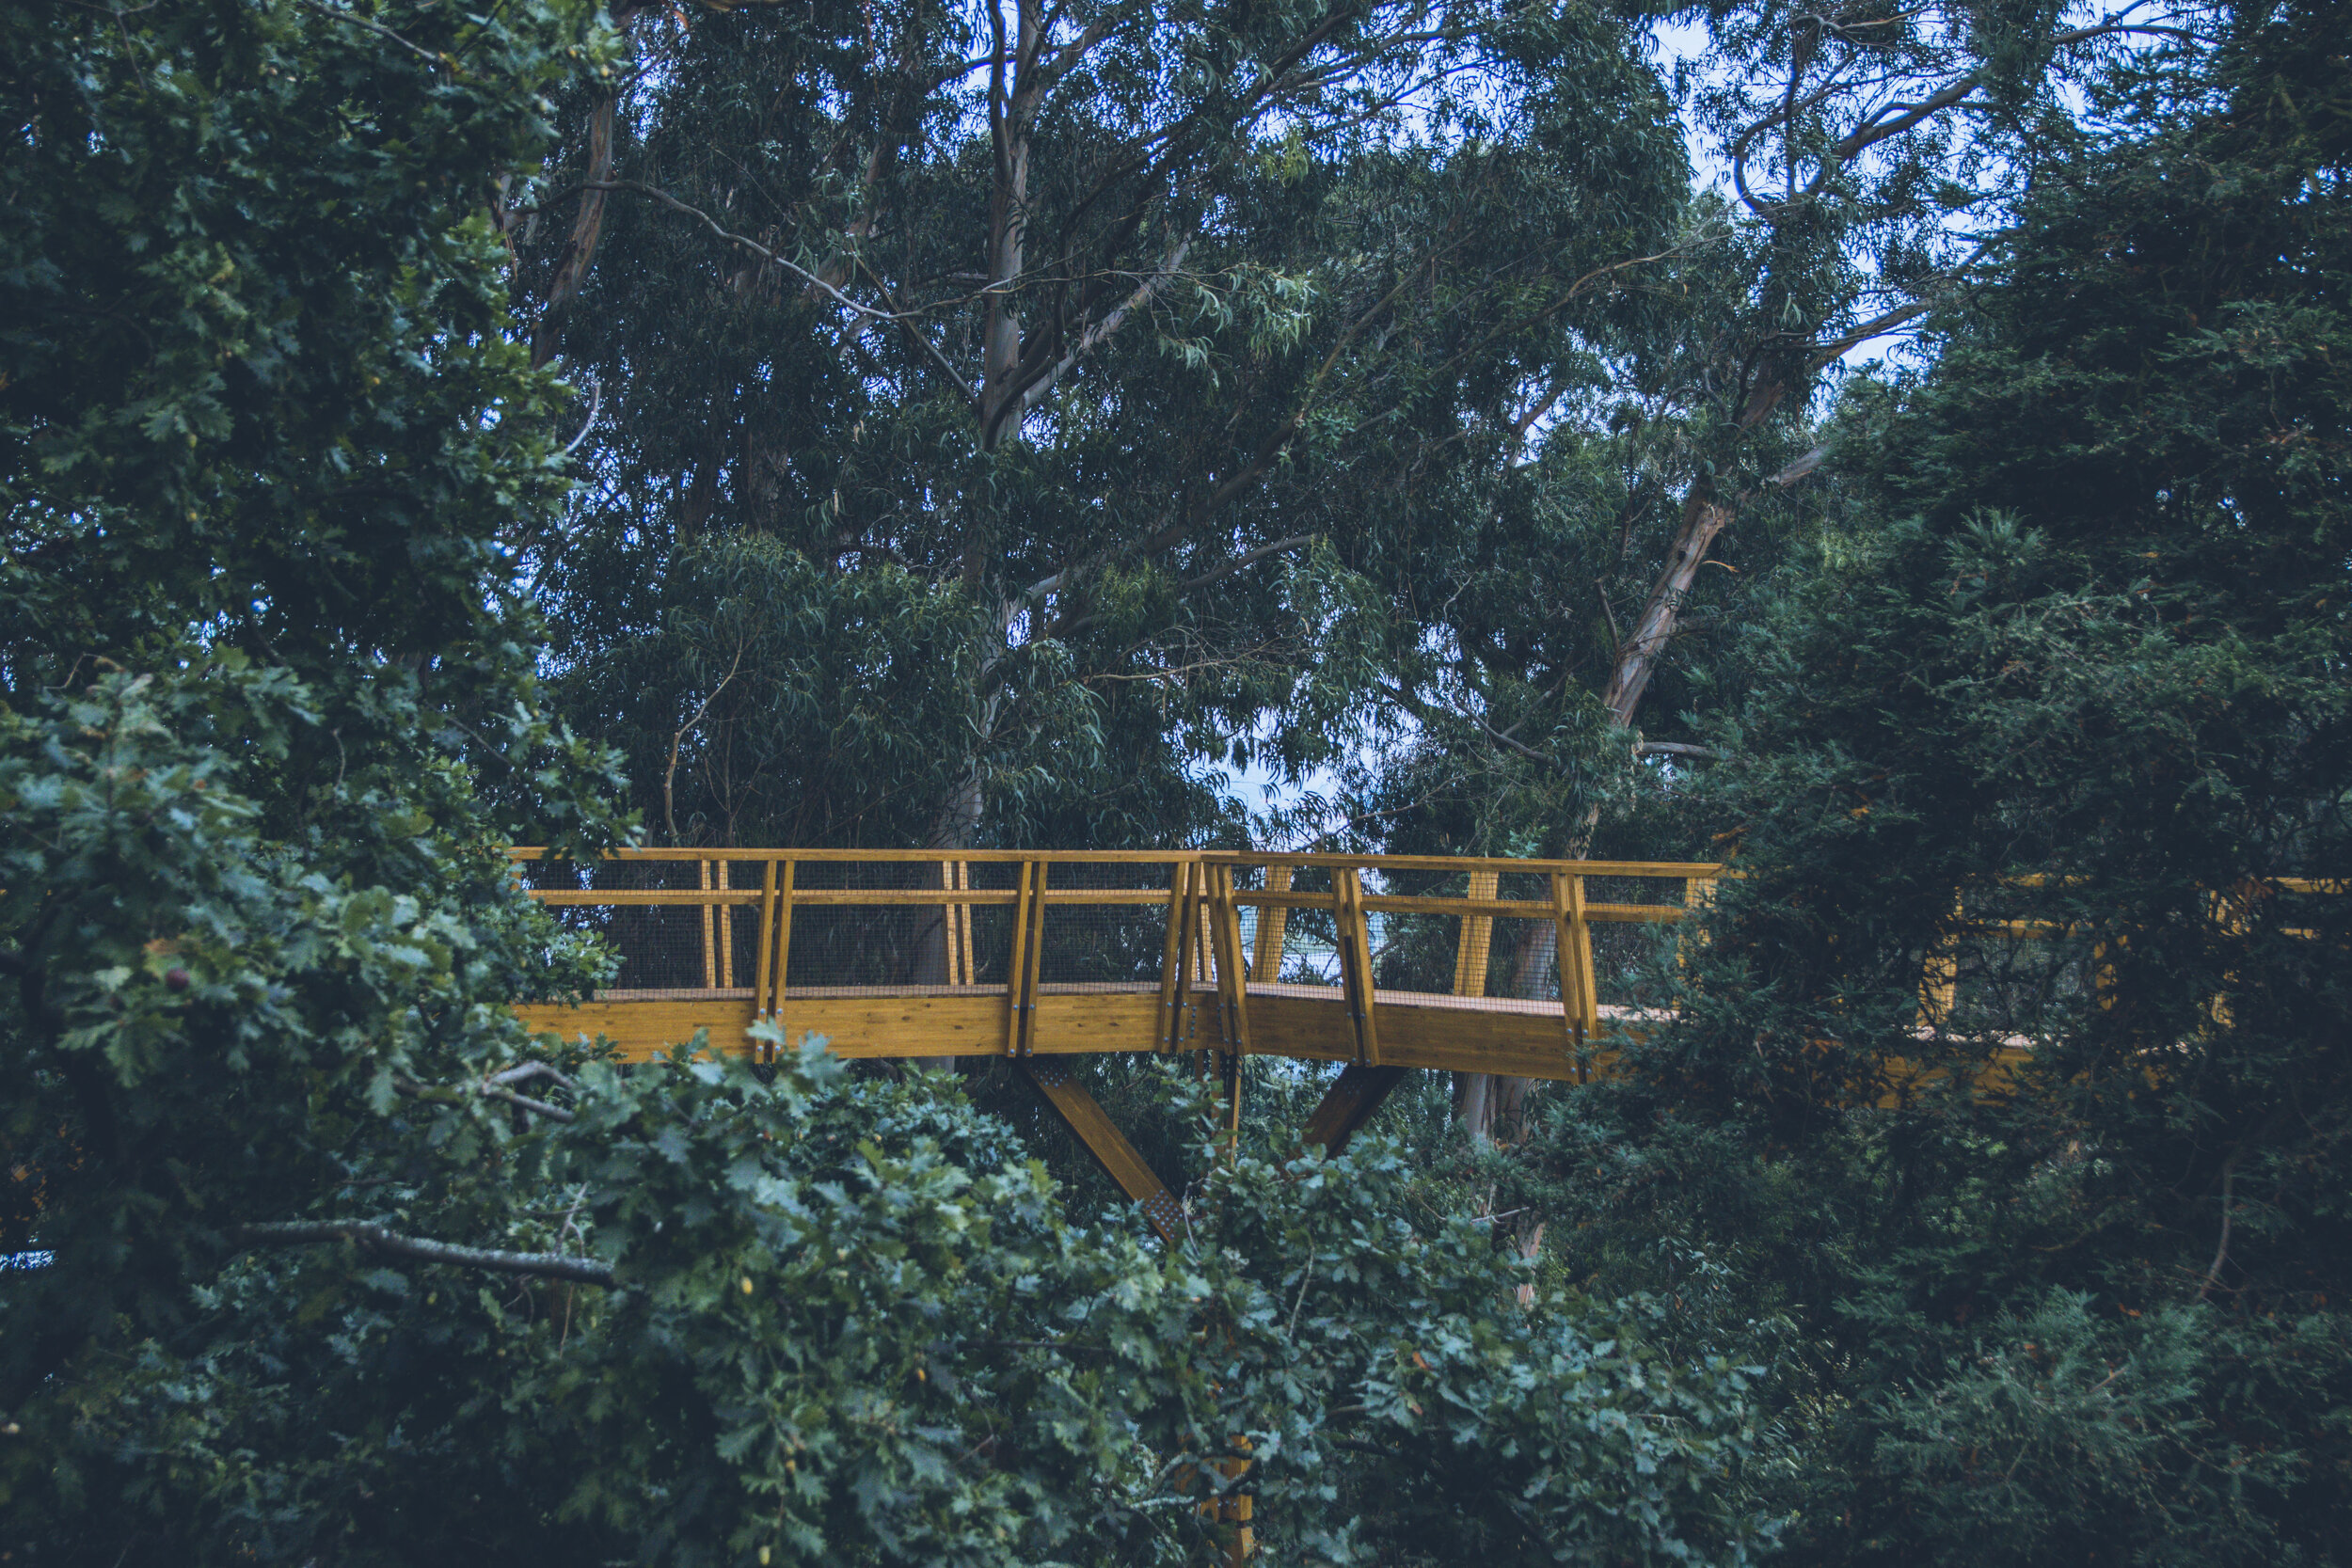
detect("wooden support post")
[1210,1456,1255,1567]
[1251,863,1293,982]
[952,860,974,985]
[699,859,718,989]
[718,860,735,989]
[1015,1059,1184,1242]
[1679,874,1716,977]
[1207,866,1254,1057]
[1159,861,1200,1052]
[1007,861,1043,1055]
[1452,868,1499,996]
[1333,867,1381,1066]
[940,860,961,987]
[769,862,795,1050]
[754,858,777,1032]
[1205,865,1253,1153]
[1550,872,1597,1079]
[1302,1062,1409,1155]
[1021,860,1047,1054]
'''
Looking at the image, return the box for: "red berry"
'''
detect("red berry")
[165,968,191,992]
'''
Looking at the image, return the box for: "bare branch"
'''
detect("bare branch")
[665,641,747,844]
[233,1221,616,1287]
[586,180,910,325]
[1177,533,1318,596]
[487,1061,580,1092]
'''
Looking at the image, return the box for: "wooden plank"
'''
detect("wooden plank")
[1209,851,1725,878]
[516,998,759,1060]
[1242,990,1591,1079]
[515,988,1655,1078]
[512,847,1205,864]
[1040,889,1178,905]
[1031,992,1163,1054]
[1234,891,1683,922]
[528,889,765,906]
[769,889,1022,907]
[1301,1063,1410,1155]
[779,994,1005,1057]
[1016,1059,1184,1242]
[1452,869,1499,996]
[507,845,1745,879]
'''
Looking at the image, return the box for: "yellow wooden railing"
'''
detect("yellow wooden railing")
[507,848,1716,1241]
[507,847,1717,1071]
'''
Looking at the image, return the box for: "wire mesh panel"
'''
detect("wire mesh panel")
[785,859,1018,994]
[516,855,757,998]
[1036,861,1178,992]
[1258,863,1342,991]
[1582,874,1689,1010]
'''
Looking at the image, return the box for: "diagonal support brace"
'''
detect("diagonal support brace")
[1016,1059,1184,1243]
[1301,1062,1410,1156]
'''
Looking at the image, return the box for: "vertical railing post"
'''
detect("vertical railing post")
[1679,874,1716,978]
[770,861,795,1035]
[718,861,736,990]
[952,860,974,986]
[1917,891,1961,1029]
[1019,860,1047,1056]
[1006,861,1039,1055]
[1159,860,1200,1052]
[1334,866,1382,1066]
[699,859,718,989]
[1549,871,1597,1080]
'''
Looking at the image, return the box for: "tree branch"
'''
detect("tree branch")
[232,1221,616,1286]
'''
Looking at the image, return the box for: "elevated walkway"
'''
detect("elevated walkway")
[509,849,1712,1238]
[510,848,2340,1243]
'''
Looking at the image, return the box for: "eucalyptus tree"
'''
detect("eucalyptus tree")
[510,0,1694,851]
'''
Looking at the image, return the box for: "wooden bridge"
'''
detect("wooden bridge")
[510,848,1715,1240]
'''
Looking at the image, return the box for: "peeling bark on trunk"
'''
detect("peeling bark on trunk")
[533,87,621,370]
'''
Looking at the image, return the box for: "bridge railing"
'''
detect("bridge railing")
[505,848,1725,1077]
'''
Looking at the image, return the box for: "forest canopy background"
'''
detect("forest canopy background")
[3,0,2348,1564]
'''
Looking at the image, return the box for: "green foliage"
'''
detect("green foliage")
[1526,3,2352,1560]
[0,6,1770,1563]
[519,0,1702,849]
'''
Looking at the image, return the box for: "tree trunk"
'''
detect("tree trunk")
[533,85,621,370]
[1456,490,1740,1145]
